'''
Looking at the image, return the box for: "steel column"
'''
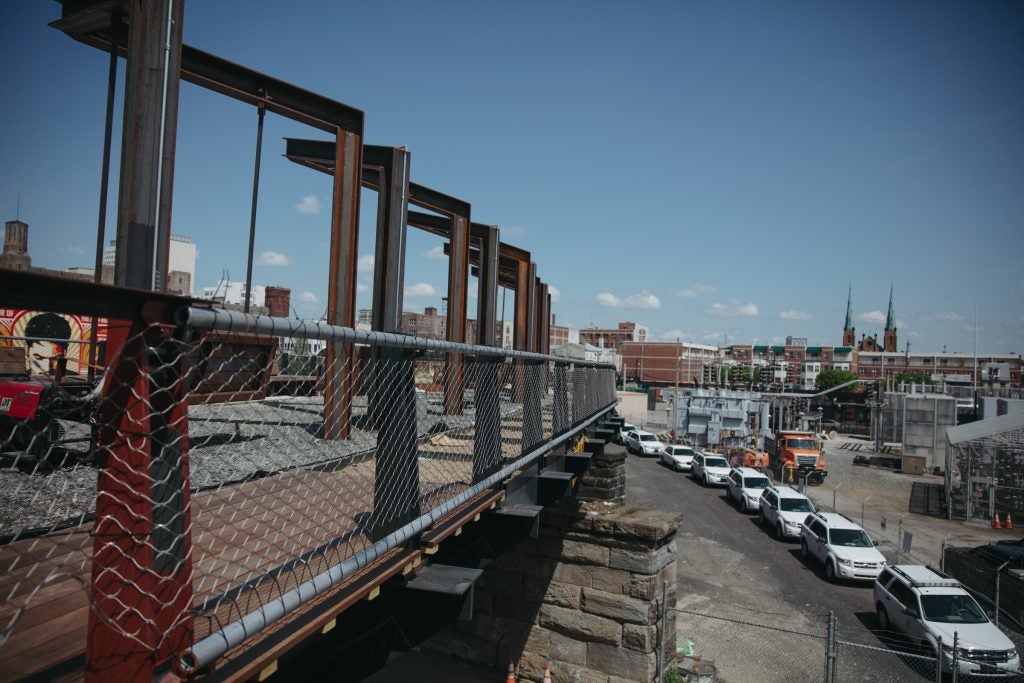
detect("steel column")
[475,225,500,346]
[365,146,411,333]
[324,129,363,441]
[372,349,421,538]
[444,214,470,415]
[112,0,183,291]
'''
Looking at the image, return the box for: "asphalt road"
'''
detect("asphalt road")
[624,447,957,683]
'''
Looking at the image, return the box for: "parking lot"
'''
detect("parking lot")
[624,439,1024,682]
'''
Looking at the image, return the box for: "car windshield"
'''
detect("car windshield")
[672,447,695,456]
[829,529,873,547]
[787,438,817,450]
[920,594,988,624]
[744,477,771,489]
[780,498,814,513]
[639,434,656,442]
[705,457,728,468]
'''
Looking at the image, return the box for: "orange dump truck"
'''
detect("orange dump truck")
[726,446,769,471]
[764,430,827,485]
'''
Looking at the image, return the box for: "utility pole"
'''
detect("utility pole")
[674,337,681,443]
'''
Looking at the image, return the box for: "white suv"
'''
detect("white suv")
[726,467,773,512]
[691,452,731,487]
[625,429,664,456]
[875,565,1021,678]
[800,511,886,582]
[759,486,816,540]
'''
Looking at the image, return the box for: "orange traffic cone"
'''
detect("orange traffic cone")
[1007,513,1014,530]
[542,661,553,683]
[505,659,516,683]
[993,513,1003,529]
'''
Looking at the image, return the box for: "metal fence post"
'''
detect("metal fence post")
[553,362,569,436]
[371,347,421,539]
[523,360,543,453]
[824,610,836,683]
[861,496,871,528]
[995,562,1008,628]
[951,631,959,683]
[472,355,502,483]
[935,635,943,683]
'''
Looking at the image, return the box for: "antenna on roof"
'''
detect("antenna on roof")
[16,194,20,220]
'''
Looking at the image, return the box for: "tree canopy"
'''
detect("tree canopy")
[815,369,859,392]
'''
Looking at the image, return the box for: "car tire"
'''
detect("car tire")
[876,604,890,631]
[825,561,836,582]
[702,474,708,487]
[800,538,809,559]
[759,509,767,526]
[776,523,784,540]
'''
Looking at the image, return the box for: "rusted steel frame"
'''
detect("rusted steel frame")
[243,103,266,313]
[52,7,364,135]
[363,145,411,334]
[323,130,362,441]
[475,224,499,346]
[110,0,183,291]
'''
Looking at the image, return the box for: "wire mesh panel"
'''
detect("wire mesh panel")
[0,309,616,678]
[834,638,941,682]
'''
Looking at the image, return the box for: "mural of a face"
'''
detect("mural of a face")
[23,313,71,376]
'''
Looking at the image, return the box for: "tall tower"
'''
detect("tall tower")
[842,285,855,347]
[0,219,31,271]
[883,284,898,352]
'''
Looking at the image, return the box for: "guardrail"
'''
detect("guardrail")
[0,297,616,679]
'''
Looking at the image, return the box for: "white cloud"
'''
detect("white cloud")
[357,283,369,294]
[255,250,292,266]
[858,310,886,326]
[661,329,692,341]
[357,254,375,273]
[294,195,321,214]
[779,310,811,321]
[406,283,439,298]
[920,311,963,322]
[299,291,319,303]
[908,331,924,338]
[596,291,661,310]
[58,245,85,256]
[424,245,446,260]
[706,302,758,317]
[502,226,526,238]
[676,284,716,298]
[701,332,723,342]
[549,286,561,303]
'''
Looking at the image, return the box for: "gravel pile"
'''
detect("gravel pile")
[1,393,532,538]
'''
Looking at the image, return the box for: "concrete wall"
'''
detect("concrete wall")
[903,395,957,471]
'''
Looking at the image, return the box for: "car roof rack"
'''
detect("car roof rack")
[891,565,962,588]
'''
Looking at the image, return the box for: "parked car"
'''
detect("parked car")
[726,467,774,512]
[660,444,697,472]
[874,565,1021,678]
[625,429,664,456]
[800,511,886,582]
[759,486,816,540]
[691,452,731,487]
[614,422,638,445]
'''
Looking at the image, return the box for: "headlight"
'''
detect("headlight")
[785,520,799,527]
[837,558,852,566]
[1008,649,1018,660]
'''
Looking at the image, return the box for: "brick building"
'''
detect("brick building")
[579,321,648,354]
[621,340,720,386]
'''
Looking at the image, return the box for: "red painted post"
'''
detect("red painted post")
[86,322,193,681]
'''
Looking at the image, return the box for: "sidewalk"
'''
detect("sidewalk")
[803,435,1019,565]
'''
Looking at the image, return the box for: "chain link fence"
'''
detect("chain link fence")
[0,306,616,677]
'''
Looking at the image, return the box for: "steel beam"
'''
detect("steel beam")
[53,5,364,136]
[111,0,182,291]
[363,145,411,334]
[323,130,363,441]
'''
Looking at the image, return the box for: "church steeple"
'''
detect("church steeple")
[883,284,897,352]
[842,285,855,347]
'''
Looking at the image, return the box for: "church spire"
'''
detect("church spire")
[842,284,855,347]
[885,284,896,332]
[844,284,853,331]
[883,284,898,352]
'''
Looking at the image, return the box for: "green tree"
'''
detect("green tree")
[895,370,930,384]
[815,369,859,392]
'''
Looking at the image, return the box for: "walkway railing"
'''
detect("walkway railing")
[0,298,617,679]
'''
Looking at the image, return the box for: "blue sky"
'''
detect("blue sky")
[1,1,1022,354]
